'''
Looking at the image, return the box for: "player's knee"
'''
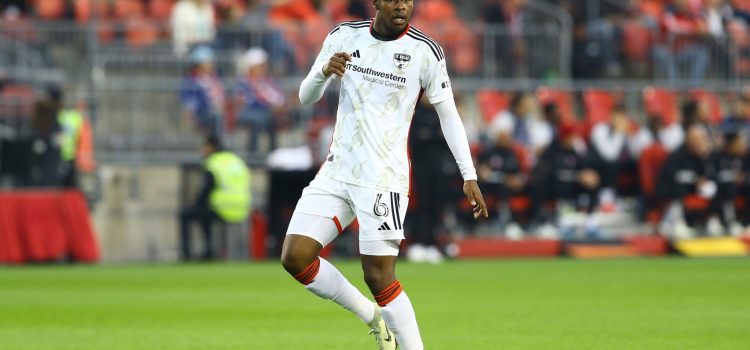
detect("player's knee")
[280,248,313,276]
[363,267,395,291]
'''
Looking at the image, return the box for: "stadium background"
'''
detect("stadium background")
[1,0,750,263]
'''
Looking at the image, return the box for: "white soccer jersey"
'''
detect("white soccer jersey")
[310,19,454,194]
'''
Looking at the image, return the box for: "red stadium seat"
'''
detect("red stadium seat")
[149,0,175,20]
[583,89,620,125]
[536,87,575,123]
[113,0,145,19]
[74,0,112,22]
[34,0,66,19]
[689,89,724,125]
[476,89,510,124]
[643,87,679,124]
[125,18,160,48]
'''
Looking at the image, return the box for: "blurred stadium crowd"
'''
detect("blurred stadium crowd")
[2,0,750,254]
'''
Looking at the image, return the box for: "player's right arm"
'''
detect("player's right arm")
[299,28,352,105]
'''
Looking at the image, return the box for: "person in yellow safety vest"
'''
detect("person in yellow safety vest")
[179,135,251,261]
[50,85,95,188]
[58,108,83,187]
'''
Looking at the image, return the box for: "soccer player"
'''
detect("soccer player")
[280,1,488,349]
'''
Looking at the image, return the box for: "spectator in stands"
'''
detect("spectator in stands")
[179,135,251,261]
[534,122,601,238]
[407,98,452,263]
[239,0,298,74]
[713,130,748,233]
[657,124,717,234]
[234,47,285,153]
[171,0,216,57]
[180,46,225,136]
[653,0,711,83]
[632,114,686,156]
[590,106,639,209]
[478,123,532,239]
[491,92,548,154]
[681,98,718,144]
[719,93,750,137]
[481,0,529,78]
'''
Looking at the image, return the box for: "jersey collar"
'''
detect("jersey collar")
[369,18,410,42]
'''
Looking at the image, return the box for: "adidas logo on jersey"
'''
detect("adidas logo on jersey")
[351,50,361,58]
[378,222,392,231]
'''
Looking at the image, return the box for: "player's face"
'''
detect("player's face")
[374,0,413,33]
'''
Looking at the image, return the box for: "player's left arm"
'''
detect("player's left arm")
[434,100,488,219]
[421,45,488,218]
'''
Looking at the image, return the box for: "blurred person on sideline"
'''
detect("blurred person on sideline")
[491,92,549,155]
[713,131,748,234]
[478,122,533,239]
[28,99,62,187]
[657,124,717,236]
[234,47,286,154]
[631,114,686,156]
[179,135,251,261]
[47,86,95,189]
[719,93,750,138]
[406,98,452,263]
[180,46,226,136]
[653,0,711,84]
[171,0,216,57]
[589,105,639,210]
[533,122,601,239]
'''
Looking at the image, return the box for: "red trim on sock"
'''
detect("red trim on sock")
[332,216,343,235]
[374,280,403,306]
[293,257,321,285]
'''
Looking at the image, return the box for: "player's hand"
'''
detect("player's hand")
[322,52,352,78]
[463,180,488,219]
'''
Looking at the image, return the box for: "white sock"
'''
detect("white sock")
[302,257,375,324]
[380,289,424,350]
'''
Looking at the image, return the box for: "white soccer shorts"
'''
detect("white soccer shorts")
[286,174,407,256]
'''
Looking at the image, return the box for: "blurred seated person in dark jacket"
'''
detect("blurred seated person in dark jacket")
[234,47,287,154]
[179,135,251,261]
[631,113,685,156]
[657,125,717,236]
[713,131,748,234]
[718,93,750,138]
[491,92,551,155]
[478,125,532,239]
[407,98,452,263]
[534,122,601,239]
[682,98,717,143]
[28,99,62,187]
[589,105,639,210]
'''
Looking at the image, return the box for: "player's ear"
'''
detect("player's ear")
[373,0,380,11]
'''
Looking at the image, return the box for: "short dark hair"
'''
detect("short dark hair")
[204,134,224,151]
[510,92,530,112]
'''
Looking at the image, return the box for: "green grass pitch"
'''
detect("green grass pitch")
[1,258,749,349]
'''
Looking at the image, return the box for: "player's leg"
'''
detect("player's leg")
[361,245,424,350]
[280,176,376,325]
[353,187,423,350]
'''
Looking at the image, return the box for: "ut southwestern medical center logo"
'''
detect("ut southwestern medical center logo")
[393,53,411,69]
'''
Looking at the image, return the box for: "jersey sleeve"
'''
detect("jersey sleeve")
[310,27,343,78]
[420,44,453,105]
[299,27,341,104]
